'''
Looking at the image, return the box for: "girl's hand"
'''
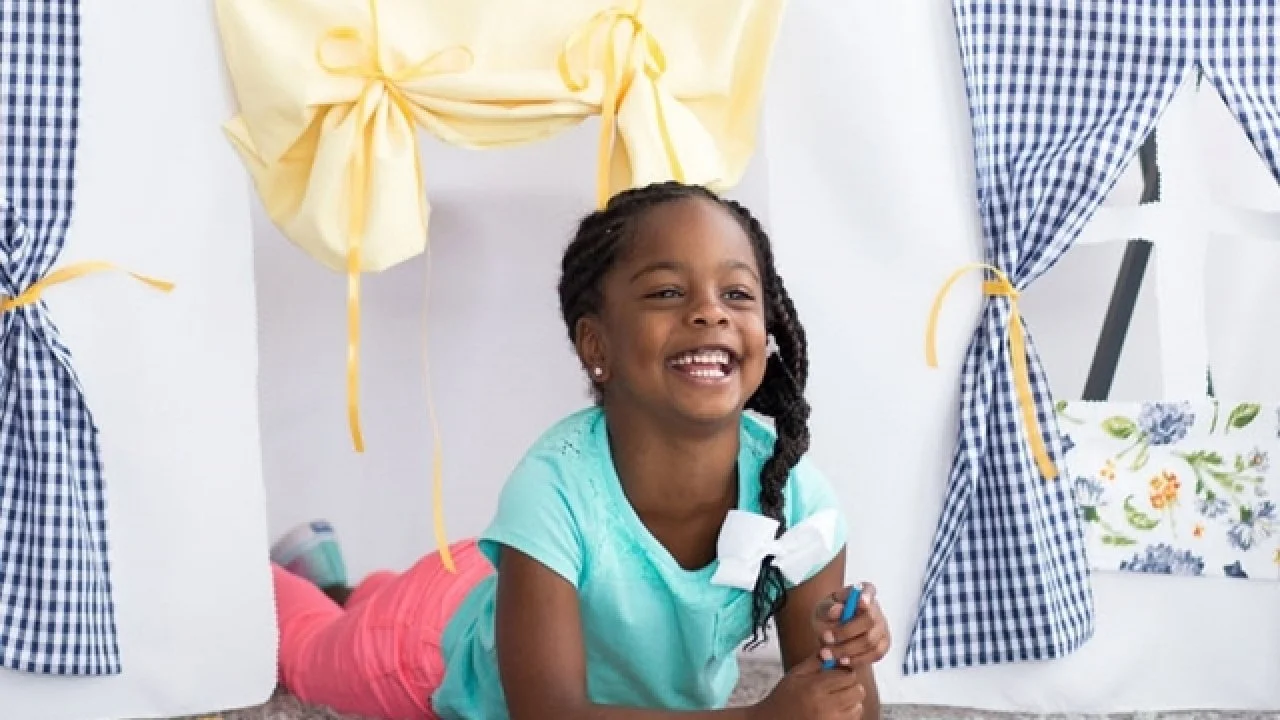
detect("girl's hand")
[812,582,891,667]
[749,653,865,720]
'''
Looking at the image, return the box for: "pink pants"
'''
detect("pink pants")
[272,540,493,720]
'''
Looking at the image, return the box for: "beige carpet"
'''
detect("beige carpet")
[178,659,1278,720]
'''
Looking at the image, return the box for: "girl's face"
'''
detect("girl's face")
[579,197,768,426]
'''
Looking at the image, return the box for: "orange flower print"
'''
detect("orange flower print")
[1192,523,1204,539]
[1148,471,1181,511]
[1100,460,1117,483]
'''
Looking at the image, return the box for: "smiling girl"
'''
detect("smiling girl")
[268,182,891,719]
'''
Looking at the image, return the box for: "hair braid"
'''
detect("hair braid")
[557,182,811,646]
[723,198,811,648]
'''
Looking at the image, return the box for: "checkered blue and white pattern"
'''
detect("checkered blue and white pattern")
[906,1,1280,674]
[0,0,120,675]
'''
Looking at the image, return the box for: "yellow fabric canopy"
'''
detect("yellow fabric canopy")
[217,0,783,272]
[215,0,785,569]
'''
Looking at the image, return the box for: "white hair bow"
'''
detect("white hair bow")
[710,509,839,590]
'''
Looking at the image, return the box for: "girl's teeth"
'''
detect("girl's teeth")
[673,350,731,365]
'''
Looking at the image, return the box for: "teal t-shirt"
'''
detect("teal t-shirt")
[431,407,847,719]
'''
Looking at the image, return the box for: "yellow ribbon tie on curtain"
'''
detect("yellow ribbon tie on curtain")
[0,261,173,312]
[558,1,686,208]
[315,0,471,572]
[925,263,1058,481]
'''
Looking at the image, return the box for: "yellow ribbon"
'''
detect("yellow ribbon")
[1,261,173,313]
[925,263,1058,481]
[420,245,451,573]
[315,0,470,572]
[558,0,685,208]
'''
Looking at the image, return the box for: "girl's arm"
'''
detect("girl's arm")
[774,548,882,720]
[495,547,753,720]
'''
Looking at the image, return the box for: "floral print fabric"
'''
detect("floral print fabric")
[1061,400,1280,581]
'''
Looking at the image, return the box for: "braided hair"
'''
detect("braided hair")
[557,181,811,647]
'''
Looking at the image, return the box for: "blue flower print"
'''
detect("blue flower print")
[1227,500,1277,552]
[1061,433,1076,455]
[1223,561,1249,579]
[1246,448,1270,474]
[1137,402,1195,446]
[1195,494,1230,520]
[1119,543,1205,576]
[1072,475,1104,507]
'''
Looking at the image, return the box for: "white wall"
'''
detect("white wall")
[254,0,1280,714]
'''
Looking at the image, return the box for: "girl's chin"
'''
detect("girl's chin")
[666,396,748,427]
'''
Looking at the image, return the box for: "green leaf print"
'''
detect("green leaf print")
[1103,416,1138,440]
[1196,482,1217,506]
[1129,442,1151,471]
[1226,403,1261,432]
[1210,470,1246,495]
[1101,534,1138,547]
[1183,450,1223,467]
[1081,506,1101,522]
[1055,400,1084,424]
[1123,495,1160,531]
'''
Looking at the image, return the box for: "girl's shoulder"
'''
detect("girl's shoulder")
[738,411,778,458]
[499,406,609,506]
[481,407,608,586]
[519,406,607,470]
[738,412,819,483]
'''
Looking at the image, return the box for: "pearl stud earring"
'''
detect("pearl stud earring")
[592,367,604,378]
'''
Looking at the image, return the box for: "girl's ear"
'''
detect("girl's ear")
[575,315,608,382]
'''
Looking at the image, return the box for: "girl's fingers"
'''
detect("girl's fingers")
[829,632,892,665]
[827,601,843,621]
[825,626,890,655]
[841,644,890,666]
[822,612,876,642]
[858,582,877,603]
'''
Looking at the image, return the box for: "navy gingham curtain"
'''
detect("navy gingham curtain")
[906,1,1280,674]
[0,0,120,675]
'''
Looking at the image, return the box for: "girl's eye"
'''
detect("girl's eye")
[647,288,683,299]
[724,288,755,301]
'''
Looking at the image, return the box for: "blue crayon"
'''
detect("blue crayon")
[823,585,861,670]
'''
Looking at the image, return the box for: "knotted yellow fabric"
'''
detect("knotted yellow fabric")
[215,0,784,570]
[1,261,173,313]
[558,2,687,208]
[315,19,474,456]
[925,263,1058,481]
[217,0,781,270]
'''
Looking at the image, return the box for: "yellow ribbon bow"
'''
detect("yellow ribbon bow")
[558,0,686,208]
[925,263,1058,481]
[315,0,471,572]
[1,261,173,313]
[315,7,473,456]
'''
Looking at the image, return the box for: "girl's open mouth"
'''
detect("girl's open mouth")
[666,346,738,383]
